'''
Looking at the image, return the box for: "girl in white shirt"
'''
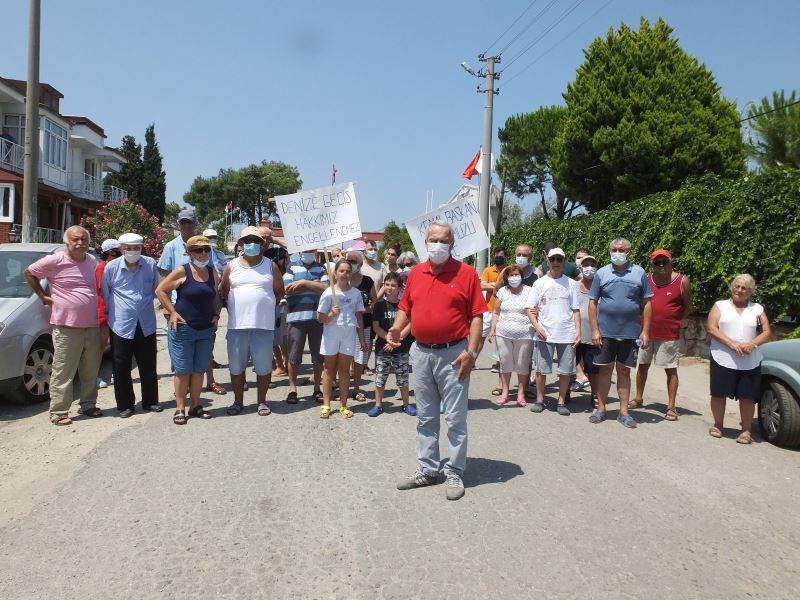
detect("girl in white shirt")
[317,259,367,419]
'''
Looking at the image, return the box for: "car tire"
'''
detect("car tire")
[759,378,800,448]
[15,337,54,404]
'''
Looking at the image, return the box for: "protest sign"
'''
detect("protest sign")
[404,193,490,261]
[274,182,361,254]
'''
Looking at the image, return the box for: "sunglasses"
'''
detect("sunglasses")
[548,256,564,262]
[190,247,211,254]
[653,260,670,266]
[241,237,261,244]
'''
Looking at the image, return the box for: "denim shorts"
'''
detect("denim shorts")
[168,324,215,375]
[227,328,274,376]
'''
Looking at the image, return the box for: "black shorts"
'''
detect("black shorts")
[594,338,638,368]
[576,343,600,374]
[710,357,761,401]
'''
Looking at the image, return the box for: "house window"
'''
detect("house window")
[42,118,67,170]
[3,115,25,145]
[0,184,14,223]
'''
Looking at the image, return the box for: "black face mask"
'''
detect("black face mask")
[494,255,506,266]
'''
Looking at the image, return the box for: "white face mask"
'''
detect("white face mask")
[507,275,522,288]
[426,242,450,265]
[610,251,628,266]
[515,256,529,268]
[365,250,377,261]
[581,266,597,279]
[192,258,209,268]
[349,262,361,274]
[301,252,316,264]
[124,250,141,264]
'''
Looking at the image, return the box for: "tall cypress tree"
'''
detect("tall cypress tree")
[105,135,143,202]
[141,123,167,221]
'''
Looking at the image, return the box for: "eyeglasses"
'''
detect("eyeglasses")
[190,247,211,254]
[548,256,564,263]
[653,260,670,266]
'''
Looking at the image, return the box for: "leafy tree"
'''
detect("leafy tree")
[497,106,578,219]
[104,135,142,201]
[83,199,169,258]
[499,198,525,231]
[141,124,167,222]
[184,161,302,226]
[552,18,746,212]
[381,220,414,253]
[746,90,800,169]
[163,201,182,226]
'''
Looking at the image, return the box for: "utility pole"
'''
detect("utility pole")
[473,54,499,273]
[21,0,41,243]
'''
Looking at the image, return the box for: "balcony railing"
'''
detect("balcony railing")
[8,224,64,244]
[0,137,24,173]
[69,172,104,201]
[103,185,127,203]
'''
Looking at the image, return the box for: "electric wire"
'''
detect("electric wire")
[497,0,561,56]
[483,0,541,56]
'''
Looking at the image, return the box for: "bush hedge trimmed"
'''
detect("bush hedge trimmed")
[493,168,800,322]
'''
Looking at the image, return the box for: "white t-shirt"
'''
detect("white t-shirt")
[495,285,534,340]
[227,257,275,330]
[710,299,764,370]
[318,286,364,328]
[530,274,580,343]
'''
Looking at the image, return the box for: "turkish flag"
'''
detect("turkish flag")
[462,149,480,179]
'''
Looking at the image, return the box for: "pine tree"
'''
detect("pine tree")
[141,123,167,221]
[104,135,142,202]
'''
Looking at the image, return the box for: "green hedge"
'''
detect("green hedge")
[494,168,800,322]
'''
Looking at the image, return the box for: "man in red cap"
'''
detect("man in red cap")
[631,249,692,420]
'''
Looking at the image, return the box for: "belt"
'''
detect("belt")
[416,338,466,350]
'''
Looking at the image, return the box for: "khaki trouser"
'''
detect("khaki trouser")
[49,326,101,416]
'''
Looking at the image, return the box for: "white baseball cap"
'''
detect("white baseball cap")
[118,233,144,245]
[202,228,218,238]
[100,238,120,253]
[547,247,566,258]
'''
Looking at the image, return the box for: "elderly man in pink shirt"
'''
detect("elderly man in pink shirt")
[24,225,103,425]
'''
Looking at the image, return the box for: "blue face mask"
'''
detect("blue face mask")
[243,242,261,256]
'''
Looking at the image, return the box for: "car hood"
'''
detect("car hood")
[761,339,800,361]
[0,297,29,323]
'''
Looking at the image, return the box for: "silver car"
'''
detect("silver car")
[759,339,800,448]
[0,243,65,403]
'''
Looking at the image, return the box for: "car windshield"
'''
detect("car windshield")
[0,251,47,298]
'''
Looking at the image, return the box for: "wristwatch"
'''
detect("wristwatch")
[466,349,478,360]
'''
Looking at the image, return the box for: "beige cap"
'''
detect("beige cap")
[238,226,264,242]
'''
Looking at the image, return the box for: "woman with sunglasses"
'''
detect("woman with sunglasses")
[156,235,222,424]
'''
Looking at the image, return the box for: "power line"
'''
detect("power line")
[497,0,561,56]
[501,0,589,72]
[503,0,616,86]
[483,0,540,56]
[581,99,800,174]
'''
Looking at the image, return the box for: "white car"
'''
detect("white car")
[0,243,65,403]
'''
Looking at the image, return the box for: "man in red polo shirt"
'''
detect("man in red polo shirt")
[389,221,486,501]
[631,248,692,420]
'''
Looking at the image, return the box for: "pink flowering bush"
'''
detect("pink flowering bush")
[83,200,169,258]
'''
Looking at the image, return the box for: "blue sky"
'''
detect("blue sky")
[4,1,798,230]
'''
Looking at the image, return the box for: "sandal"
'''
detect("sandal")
[736,431,753,444]
[708,426,723,438]
[516,395,527,408]
[496,394,509,405]
[188,405,212,419]
[81,407,103,418]
[320,405,331,419]
[226,403,243,416]
[665,407,678,421]
[628,399,643,409]
[491,387,503,396]
[173,409,187,425]
[352,391,367,402]
[257,403,271,416]
[311,390,324,403]
[50,414,72,426]
[339,406,354,419]
[286,391,299,404]
[207,383,226,395]
[617,414,637,428]
[589,410,606,424]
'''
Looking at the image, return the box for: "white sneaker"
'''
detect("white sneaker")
[445,473,465,500]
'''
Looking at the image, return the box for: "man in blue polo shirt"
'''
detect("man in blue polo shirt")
[102,232,161,417]
[588,237,653,429]
[283,250,328,403]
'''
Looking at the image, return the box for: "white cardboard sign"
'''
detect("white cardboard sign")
[404,194,490,261]
[274,182,362,253]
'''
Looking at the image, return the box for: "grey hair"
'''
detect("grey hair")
[63,225,91,246]
[398,251,418,266]
[609,237,631,251]
[730,273,756,293]
[345,250,364,265]
[425,221,454,243]
[515,243,532,255]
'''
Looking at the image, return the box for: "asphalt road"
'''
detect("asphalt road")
[0,319,798,600]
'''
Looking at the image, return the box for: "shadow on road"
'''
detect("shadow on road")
[462,456,524,488]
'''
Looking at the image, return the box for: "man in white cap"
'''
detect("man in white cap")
[102,233,162,417]
[202,228,227,275]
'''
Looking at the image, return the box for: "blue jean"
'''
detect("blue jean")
[227,328,274,376]
[409,339,470,478]
[168,324,215,375]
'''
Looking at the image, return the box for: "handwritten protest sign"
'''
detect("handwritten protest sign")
[274,182,362,254]
[404,193,490,261]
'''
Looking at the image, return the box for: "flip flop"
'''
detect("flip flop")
[617,414,637,428]
[257,403,271,416]
[207,383,226,395]
[51,414,72,426]
[589,410,605,424]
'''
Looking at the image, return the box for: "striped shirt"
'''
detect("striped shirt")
[283,260,328,323]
